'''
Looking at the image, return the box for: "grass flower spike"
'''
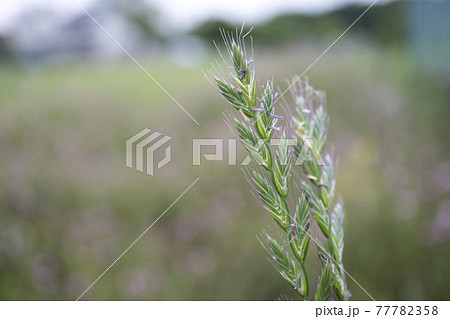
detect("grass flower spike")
[212,27,349,300]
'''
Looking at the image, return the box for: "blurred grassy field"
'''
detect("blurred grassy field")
[1,41,450,300]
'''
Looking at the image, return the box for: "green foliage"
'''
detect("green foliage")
[191,2,406,46]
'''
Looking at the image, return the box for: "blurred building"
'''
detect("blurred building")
[7,4,156,63]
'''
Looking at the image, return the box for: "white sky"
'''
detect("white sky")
[0,0,392,32]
